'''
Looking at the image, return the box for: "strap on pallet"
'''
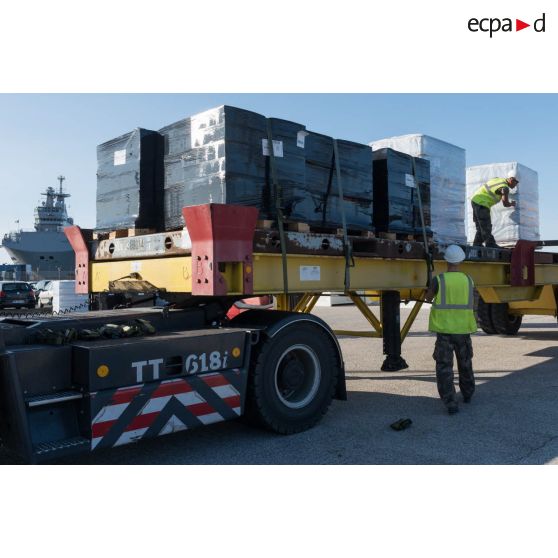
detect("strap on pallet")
[410,156,433,287]
[266,120,289,296]
[333,139,355,292]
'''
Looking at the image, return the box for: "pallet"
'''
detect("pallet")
[287,222,311,233]
[256,219,276,230]
[93,228,156,241]
[378,231,430,242]
[332,228,375,238]
[257,220,311,233]
[256,219,375,238]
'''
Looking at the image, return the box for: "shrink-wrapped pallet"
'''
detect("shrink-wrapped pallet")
[372,148,431,236]
[371,134,466,244]
[466,162,539,244]
[160,105,373,231]
[96,128,164,232]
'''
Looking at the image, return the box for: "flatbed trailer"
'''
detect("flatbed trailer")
[1,204,557,463]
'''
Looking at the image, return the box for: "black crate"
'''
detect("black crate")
[372,148,431,235]
[302,132,373,230]
[96,128,164,231]
[160,106,308,229]
[158,105,373,232]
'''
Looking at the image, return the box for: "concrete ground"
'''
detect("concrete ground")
[2,305,558,465]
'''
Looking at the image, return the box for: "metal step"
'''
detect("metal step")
[26,390,83,408]
[34,437,90,456]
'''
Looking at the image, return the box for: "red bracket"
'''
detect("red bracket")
[64,226,90,294]
[182,204,259,296]
[510,240,537,287]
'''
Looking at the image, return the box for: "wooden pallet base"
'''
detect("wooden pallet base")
[378,231,432,242]
[256,220,375,238]
[93,228,156,241]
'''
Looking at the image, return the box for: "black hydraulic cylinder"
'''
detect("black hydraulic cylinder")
[381,291,409,371]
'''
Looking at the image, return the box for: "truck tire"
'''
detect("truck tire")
[247,323,340,434]
[476,297,497,334]
[490,303,523,335]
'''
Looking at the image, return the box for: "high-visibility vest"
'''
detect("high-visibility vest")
[471,177,508,209]
[428,272,477,334]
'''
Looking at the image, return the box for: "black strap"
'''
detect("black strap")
[332,139,354,291]
[410,155,433,288]
[266,120,289,295]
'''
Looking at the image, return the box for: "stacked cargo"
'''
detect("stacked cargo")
[371,134,466,244]
[466,162,539,245]
[96,128,164,232]
[372,148,431,236]
[94,106,388,235]
[52,280,89,314]
[160,107,311,229]
[159,105,373,231]
[303,132,373,230]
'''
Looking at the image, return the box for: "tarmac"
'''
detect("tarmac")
[2,305,558,465]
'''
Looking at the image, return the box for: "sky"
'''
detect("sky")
[0,93,556,262]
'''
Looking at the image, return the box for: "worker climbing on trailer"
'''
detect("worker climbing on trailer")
[426,244,477,415]
[470,170,518,248]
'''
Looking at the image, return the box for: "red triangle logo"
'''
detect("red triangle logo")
[516,19,530,31]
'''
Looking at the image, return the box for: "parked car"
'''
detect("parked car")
[0,281,36,310]
[38,282,55,308]
[33,280,52,303]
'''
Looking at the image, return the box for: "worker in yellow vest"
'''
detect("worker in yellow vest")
[470,170,518,248]
[426,244,477,415]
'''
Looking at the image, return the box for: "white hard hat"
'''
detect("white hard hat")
[507,170,519,180]
[444,244,466,264]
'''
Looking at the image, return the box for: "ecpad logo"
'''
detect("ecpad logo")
[468,13,546,37]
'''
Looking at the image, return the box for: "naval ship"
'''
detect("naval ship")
[1,176,75,280]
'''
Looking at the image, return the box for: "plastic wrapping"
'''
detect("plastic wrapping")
[371,134,466,244]
[372,148,431,235]
[303,131,373,229]
[161,106,283,229]
[52,280,89,313]
[96,128,164,232]
[466,162,539,244]
[160,105,373,231]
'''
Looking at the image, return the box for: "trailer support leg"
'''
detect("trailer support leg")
[332,292,382,338]
[380,291,408,371]
[294,293,321,313]
[400,298,424,342]
[348,292,383,334]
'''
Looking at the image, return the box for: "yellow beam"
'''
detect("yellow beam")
[304,294,321,313]
[91,256,192,293]
[333,330,382,338]
[477,286,543,303]
[348,292,383,334]
[508,284,557,316]
[90,252,558,297]
[293,293,312,312]
[276,294,290,311]
[401,299,425,342]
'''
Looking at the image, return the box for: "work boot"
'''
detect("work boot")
[486,242,501,249]
[447,401,459,415]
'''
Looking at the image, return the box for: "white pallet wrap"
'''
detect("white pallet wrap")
[52,280,89,313]
[370,134,466,244]
[466,162,539,245]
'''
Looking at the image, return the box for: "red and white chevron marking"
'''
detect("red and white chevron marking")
[91,373,241,449]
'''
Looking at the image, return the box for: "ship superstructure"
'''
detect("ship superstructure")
[1,176,75,280]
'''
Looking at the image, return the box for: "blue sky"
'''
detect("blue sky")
[1,94,556,262]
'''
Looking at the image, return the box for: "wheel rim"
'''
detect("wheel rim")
[274,344,321,409]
